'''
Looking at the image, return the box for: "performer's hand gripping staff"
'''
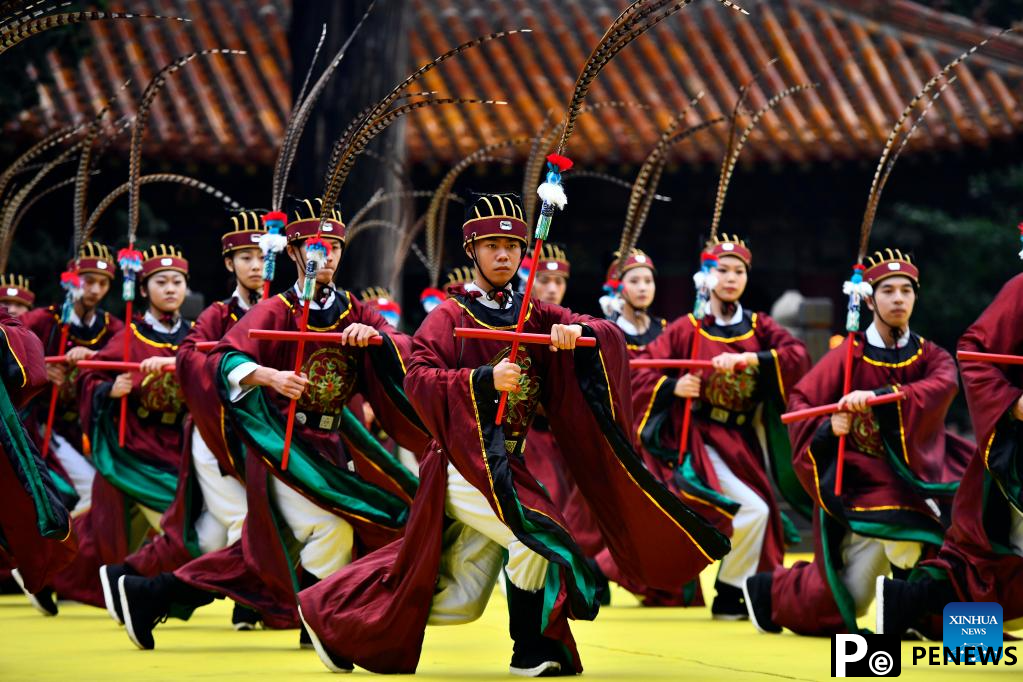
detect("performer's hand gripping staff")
[834,264,872,495]
[493,154,573,425]
[676,252,717,465]
[41,270,82,457]
[280,237,331,470]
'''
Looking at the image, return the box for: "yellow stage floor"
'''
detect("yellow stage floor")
[1,558,1018,681]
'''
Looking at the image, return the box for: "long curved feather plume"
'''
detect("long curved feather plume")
[321,97,508,224]
[318,30,530,223]
[273,2,378,210]
[425,137,531,287]
[10,174,82,238]
[0,142,80,270]
[856,29,1012,261]
[620,93,705,258]
[82,173,242,242]
[556,0,748,155]
[523,101,650,226]
[0,10,189,56]
[126,49,246,245]
[0,125,79,205]
[73,78,132,247]
[710,83,817,241]
[569,170,672,201]
[348,189,433,233]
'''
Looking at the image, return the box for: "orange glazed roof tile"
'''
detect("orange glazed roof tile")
[5,0,1023,167]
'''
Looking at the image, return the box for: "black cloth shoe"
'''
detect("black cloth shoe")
[876,576,950,637]
[298,605,354,673]
[120,573,214,650]
[711,580,748,621]
[100,564,138,625]
[743,573,781,634]
[507,583,567,677]
[232,602,262,631]
[11,568,57,617]
[119,575,170,650]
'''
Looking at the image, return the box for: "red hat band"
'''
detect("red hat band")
[286,218,346,244]
[462,216,529,246]
[707,241,752,267]
[71,257,114,278]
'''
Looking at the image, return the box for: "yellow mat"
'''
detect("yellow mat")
[0,557,1018,681]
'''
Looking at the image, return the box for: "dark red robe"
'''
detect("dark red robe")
[172,288,428,628]
[769,331,972,635]
[51,317,191,607]
[631,311,811,594]
[22,305,123,457]
[298,292,729,674]
[0,306,78,592]
[917,274,1023,619]
[122,297,247,577]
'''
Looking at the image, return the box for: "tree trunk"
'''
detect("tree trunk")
[288,0,410,292]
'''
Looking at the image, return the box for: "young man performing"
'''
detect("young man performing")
[297,192,728,677]
[0,273,35,317]
[745,251,971,636]
[116,200,427,650]
[633,236,811,618]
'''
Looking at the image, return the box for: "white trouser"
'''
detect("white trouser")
[190,428,247,553]
[271,478,354,580]
[840,532,922,616]
[1010,503,1023,557]
[51,433,95,517]
[706,445,770,588]
[444,463,548,592]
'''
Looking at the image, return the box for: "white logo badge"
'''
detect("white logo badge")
[500,220,513,231]
[96,261,108,269]
[322,225,333,232]
[722,243,735,251]
[160,258,173,266]
[887,263,901,271]
[546,262,559,271]
[635,254,648,263]
[5,287,17,296]
[250,234,261,243]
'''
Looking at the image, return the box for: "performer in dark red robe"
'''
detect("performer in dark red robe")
[744,250,972,637]
[0,273,35,317]
[116,200,427,651]
[878,271,1023,636]
[49,245,192,609]
[0,305,77,615]
[99,216,265,629]
[22,242,122,518]
[633,236,811,618]
[600,249,667,353]
[297,192,729,677]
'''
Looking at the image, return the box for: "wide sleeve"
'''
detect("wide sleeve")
[956,274,1023,510]
[632,317,691,460]
[542,310,731,590]
[872,341,962,495]
[0,309,49,407]
[957,274,1023,447]
[402,303,482,439]
[786,343,848,517]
